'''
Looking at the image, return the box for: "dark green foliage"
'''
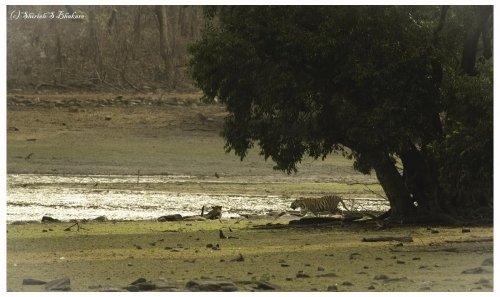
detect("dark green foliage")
[189,6,492,220]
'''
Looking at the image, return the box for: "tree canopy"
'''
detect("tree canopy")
[189,6,493,222]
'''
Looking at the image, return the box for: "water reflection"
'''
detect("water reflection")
[7,174,389,222]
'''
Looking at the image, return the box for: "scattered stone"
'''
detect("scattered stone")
[105,116,112,121]
[296,271,310,278]
[127,263,133,266]
[349,252,361,260]
[99,287,127,292]
[92,215,107,222]
[130,278,147,285]
[285,278,293,281]
[304,263,311,267]
[413,257,421,261]
[137,282,156,291]
[186,280,238,292]
[154,278,180,290]
[462,228,471,233]
[431,229,439,234]
[280,264,289,267]
[41,216,59,223]
[474,278,491,285]
[481,258,493,266]
[368,285,375,290]
[45,278,70,291]
[231,253,244,262]
[326,285,338,291]
[385,277,408,282]
[254,281,280,290]
[42,229,48,232]
[374,274,389,280]
[134,244,143,250]
[419,265,428,269]
[462,267,487,274]
[420,286,431,291]
[316,273,338,278]
[125,285,140,292]
[341,281,353,286]
[206,243,220,250]
[317,266,325,271]
[397,260,406,264]
[158,214,183,222]
[375,257,383,260]
[23,278,47,285]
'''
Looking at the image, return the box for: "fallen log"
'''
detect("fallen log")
[362,236,413,243]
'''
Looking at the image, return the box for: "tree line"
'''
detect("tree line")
[7,5,205,91]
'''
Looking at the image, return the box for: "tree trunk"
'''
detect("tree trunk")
[155,6,175,88]
[401,142,442,213]
[371,154,415,219]
[88,6,103,77]
[461,6,492,75]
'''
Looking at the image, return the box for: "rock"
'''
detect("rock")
[327,285,338,291]
[341,281,354,286]
[105,116,112,121]
[254,281,280,290]
[41,216,59,223]
[349,252,361,260]
[92,215,107,222]
[280,264,289,267]
[413,257,421,260]
[481,258,493,266]
[462,228,471,233]
[158,214,183,222]
[316,273,338,278]
[462,267,487,274]
[231,253,244,262]
[368,285,376,290]
[474,278,491,285]
[431,229,439,234]
[45,278,70,291]
[374,274,389,280]
[296,271,310,278]
[397,260,406,264]
[130,278,147,285]
[100,287,127,292]
[137,282,156,291]
[154,278,179,290]
[23,278,47,285]
[317,266,325,271]
[186,280,238,292]
[125,285,140,292]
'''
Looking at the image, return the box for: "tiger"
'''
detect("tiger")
[290,195,349,217]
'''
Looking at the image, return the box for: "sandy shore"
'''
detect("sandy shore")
[6,218,493,292]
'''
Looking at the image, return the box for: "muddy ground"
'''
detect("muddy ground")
[6,91,494,292]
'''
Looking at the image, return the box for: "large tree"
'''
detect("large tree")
[189,6,493,222]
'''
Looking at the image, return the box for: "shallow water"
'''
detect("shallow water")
[7,174,389,222]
